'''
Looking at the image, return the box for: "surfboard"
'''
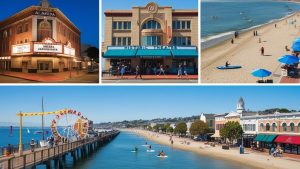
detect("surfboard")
[131,150,137,153]
[142,145,150,147]
[147,149,155,152]
[157,155,168,158]
[216,65,242,69]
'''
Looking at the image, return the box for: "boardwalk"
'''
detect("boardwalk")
[0,130,119,169]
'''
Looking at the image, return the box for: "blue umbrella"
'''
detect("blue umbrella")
[294,38,300,44]
[251,68,272,79]
[278,55,299,65]
[292,43,300,51]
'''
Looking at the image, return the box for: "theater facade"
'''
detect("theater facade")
[103,2,198,75]
[0,0,81,73]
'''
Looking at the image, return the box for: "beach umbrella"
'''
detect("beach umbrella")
[251,68,272,79]
[292,43,300,52]
[278,55,299,65]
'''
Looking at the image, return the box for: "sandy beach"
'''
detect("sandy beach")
[201,11,300,83]
[123,128,300,169]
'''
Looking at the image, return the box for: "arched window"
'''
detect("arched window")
[38,20,52,41]
[290,123,295,132]
[142,20,161,29]
[266,123,270,131]
[282,123,287,132]
[260,123,264,131]
[272,123,277,132]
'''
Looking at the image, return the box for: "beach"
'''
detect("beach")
[201,11,300,83]
[124,128,300,169]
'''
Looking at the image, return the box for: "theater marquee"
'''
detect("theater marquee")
[33,43,63,53]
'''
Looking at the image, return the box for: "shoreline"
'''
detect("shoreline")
[123,128,300,169]
[201,10,300,83]
[202,1,299,50]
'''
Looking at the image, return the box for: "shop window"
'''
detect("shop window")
[187,37,191,46]
[182,37,187,46]
[113,22,117,29]
[117,37,122,46]
[282,123,287,132]
[272,123,277,132]
[260,123,264,131]
[290,123,295,132]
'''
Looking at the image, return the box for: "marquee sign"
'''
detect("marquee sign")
[12,44,31,54]
[33,10,56,17]
[64,41,76,56]
[33,38,62,53]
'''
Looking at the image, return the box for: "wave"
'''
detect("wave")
[202,11,298,50]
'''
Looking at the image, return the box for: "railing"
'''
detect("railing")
[0,130,119,169]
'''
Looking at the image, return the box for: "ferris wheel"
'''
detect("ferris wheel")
[50,109,89,142]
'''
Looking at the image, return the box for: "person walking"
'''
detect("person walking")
[183,64,189,79]
[231,39,234,44]
[120,64,126,79]
[135,65,142,79]
[157,64,165,76]
[178,64,183,79]
[260,47,265,56]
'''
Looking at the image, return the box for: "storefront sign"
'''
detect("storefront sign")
[33,10,56,17]
[34,43,62,53]
[12,44,31,54]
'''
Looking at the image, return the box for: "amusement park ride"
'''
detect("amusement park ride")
[16,109,89,155]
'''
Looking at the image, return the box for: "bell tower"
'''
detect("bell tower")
[236,97,245,113]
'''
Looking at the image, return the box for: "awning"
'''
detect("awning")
[171,49,198,58]
[103,49,137,58]
[254,134,266,141]
[136,49,172,57]
[262,134,277,143]
[274,135,300,145]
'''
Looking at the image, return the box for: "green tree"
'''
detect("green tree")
[147,125,152,131]
[220,121,243,144]
[166,126,174,133]
[85,47,99,63]
[174,122,187,136]
[162,123,170,133]
[189,120,209,136]
[153,124,159,132]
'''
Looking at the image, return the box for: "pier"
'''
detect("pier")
[0,130,119,169]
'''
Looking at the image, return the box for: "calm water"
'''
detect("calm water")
[201,0,300,48]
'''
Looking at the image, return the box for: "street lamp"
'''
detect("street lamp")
[17,112,23,155]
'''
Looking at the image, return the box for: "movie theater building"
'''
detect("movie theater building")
[103,2,198,75]
[0,0,81,73]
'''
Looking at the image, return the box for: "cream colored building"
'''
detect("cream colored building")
[103,2,198,75]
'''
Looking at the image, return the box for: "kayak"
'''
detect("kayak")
[157,155,168,158]
[216,65,242,69]
[147,149,155,152]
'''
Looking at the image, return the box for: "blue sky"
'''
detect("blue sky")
[0,86,300,126]
[0,0,99,47]
[101,0,198,42]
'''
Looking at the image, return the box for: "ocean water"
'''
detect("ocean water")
[201,0,300,49]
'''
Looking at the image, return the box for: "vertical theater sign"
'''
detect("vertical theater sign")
[0,0,81,73]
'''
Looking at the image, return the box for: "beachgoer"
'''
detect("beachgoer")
[158,150,165,156]
[135,65,142,79]
[178,64,183,79]
[231,39,234,44]
[149,145,152,150]
[261,47,265,55]
[255,30,258,36]
[225,61,230,67]
[134,146,138,152]
[253,31,256,36]
[275,24,277,28]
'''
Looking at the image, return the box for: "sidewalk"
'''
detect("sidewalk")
[102,74,198,80]
[0,70,87,82]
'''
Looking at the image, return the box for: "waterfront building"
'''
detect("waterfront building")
[200,113,215,130]
[212,113,228,139]
[0,0,81,73]
[102,2,198,75]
